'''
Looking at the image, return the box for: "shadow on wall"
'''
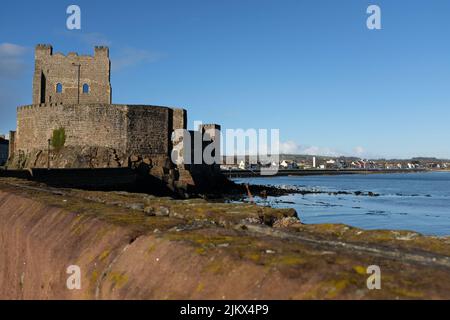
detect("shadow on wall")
[0,168,174,196]
[0,167,231,198]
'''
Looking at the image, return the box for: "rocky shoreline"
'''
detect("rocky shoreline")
[220,181,380,202]
[0,177,449,299]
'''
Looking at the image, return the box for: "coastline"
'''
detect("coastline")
[231,171,450,236]
[1,177,449,299]
[222,168,429,178]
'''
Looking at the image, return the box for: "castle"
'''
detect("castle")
[7,44,221,193]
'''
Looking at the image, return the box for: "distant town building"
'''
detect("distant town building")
[280,160,289,168]
[325,159,339,169]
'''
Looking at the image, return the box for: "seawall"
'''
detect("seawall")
[0,179,306,299]
[1,178,450,299]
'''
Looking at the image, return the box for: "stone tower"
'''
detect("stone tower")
[32,44,112,105]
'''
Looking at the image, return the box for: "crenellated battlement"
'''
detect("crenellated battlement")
[16,103,185,113]
[35,44,53,57]
[17,103,64,111]
[36,44,53,50]
[94,46,109,58]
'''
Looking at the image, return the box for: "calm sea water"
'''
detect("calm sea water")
[234,172,450,236]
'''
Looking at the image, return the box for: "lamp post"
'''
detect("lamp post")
[47,138,51,170]
[72,63,81,104]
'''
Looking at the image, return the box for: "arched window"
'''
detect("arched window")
[56,83,62,93]
[82,83,89,94]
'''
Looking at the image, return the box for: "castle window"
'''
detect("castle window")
[56,83,62,93]
[83,84,89,94]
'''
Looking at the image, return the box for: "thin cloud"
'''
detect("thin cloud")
[78,32,112,46]
[0,43,27,56]
[58,30,112,47]
[353,146,365,156]
[279,141,382,159]
[111,47,163,71]
[0,43,29,79]
[280,141,342,157]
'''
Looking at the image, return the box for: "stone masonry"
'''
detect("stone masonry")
[8,45,221,193]
[33,45,111,105]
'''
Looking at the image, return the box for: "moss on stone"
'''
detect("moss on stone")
[109,272,128,288]
[99,250,110,261]
[51,127,66,151]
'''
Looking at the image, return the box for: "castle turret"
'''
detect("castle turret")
[32,44,111,105]
[94,46,109,58]
[35,44,53,57]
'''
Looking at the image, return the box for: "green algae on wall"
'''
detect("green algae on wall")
[51,127,66,151]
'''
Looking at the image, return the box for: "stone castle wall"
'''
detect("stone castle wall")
[126,106,170,155]
[12,103,186,169]
[16,104,127,154]
[33,45,111,105]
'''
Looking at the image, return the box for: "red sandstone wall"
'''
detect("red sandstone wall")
[0,190,303,299]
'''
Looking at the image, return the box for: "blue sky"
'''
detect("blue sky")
[1,0,449,159]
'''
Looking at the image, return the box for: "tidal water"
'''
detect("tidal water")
[234,172,450,236]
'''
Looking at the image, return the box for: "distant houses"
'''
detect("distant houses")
[219,154,450,172]
[280,160,298,169]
